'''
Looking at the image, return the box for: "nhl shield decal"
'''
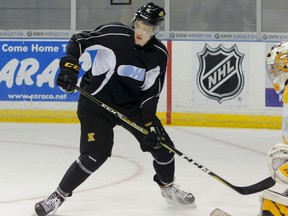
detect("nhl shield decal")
[197,44,244,103]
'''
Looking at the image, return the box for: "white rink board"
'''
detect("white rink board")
[0,40,282,117]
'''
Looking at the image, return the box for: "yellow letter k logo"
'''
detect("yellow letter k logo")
[88,133,95,142]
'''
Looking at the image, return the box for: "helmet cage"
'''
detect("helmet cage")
[266,42,288,93]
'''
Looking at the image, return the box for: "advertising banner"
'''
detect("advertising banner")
[0,39,79,102]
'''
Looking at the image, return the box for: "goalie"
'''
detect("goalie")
[260,42,288,215]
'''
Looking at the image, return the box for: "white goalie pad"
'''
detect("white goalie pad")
[267,143,288,184]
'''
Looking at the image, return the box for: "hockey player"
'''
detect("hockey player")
[260,42,288,215]
[34,2,195,216]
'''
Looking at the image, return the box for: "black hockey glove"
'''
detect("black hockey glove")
[57,55,80,94]
[143,121,172,150]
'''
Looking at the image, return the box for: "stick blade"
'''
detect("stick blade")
[210,208,231,216]
[235,177,275,195]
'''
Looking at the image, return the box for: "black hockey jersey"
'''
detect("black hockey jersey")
[67,23,168,122]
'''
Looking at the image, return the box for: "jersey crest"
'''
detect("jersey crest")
[196,44,244,103]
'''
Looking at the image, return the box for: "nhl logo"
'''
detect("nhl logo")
[196,44,244,103]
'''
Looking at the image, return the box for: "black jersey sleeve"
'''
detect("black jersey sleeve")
[66,31,98,59]
[65,23,131,59]
[141,55,168,123]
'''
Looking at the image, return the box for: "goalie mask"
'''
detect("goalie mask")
[267,143,288,184]
[266,42,288,93]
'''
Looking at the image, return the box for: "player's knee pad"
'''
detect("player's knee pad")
[152,148,175,184]
[77,151,108,174]
[151,146,175,163]
[152,150,175,171]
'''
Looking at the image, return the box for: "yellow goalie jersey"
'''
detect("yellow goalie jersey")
[260,86,288,216]
[261,41,288,216]
[283,86,288,144]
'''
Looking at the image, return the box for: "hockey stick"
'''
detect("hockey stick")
[75,86,276,195]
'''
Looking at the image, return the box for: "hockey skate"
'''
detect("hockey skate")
[160,183,196,207]
[35,190,65,216]
[154,175,195,206]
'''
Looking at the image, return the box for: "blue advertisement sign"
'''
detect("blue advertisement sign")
[265,88,283,107]
[0,39,80,101]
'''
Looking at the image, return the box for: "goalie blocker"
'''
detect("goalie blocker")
[259,190,288,215]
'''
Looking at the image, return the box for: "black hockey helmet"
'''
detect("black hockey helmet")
[133,2,165,27]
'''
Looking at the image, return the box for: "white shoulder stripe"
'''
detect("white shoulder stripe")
[92,24,131,33]
[76,33,130,42]
[154,44,168,57]
[75,30,130,57]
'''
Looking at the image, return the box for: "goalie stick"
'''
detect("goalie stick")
[75,86,276,195]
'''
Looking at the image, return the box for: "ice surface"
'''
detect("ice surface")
[0,123,285,216]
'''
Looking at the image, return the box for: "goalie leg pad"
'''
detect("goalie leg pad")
[259,190,288,216]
